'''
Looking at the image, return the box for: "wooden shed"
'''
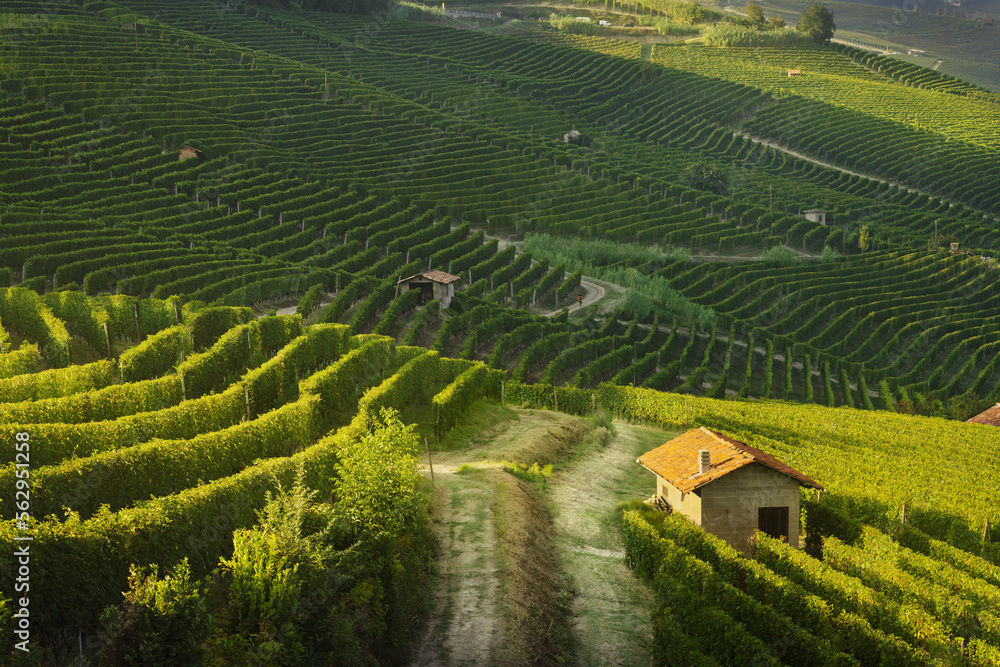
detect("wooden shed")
[787,69,802,77]
[397,270,460,309]
[636,427,823,552]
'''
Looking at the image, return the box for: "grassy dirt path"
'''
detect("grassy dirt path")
[549,422,674,666]
[410,406,675,666]
[410,467,501,667]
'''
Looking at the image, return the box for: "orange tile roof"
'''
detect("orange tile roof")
[636,427,823,493]
[967,403,1000,426]
[398,270,461,285]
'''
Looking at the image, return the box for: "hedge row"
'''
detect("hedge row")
[0,287,71,366]
[0,360,114,404]
[0,375,182,426]
[432,362,501,439]
[0,344,43,382]
[118,324,193,383]
[5,395,319,521]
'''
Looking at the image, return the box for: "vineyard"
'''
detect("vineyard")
[1,0,1000,663]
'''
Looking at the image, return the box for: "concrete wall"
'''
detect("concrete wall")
[699,464,801,553]
[657,476,701,526]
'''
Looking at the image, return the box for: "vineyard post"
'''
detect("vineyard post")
[591,392,596,413]
[103,322,112,358]
[983,518,990,547]
[425,438,435,481]
[501,381,505,406]
[133,304,140,341]
[553,390,558,412]
[245,386,251,421]
[180,373,186,401]
[901,502,906,524]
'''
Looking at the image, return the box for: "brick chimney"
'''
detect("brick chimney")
[699,449,710,475]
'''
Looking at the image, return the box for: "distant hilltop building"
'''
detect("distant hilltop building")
[637,427,823,552]
[397,270,460,309]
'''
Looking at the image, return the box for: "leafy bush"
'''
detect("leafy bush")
[758,245,800,267]
[98,559,211,667]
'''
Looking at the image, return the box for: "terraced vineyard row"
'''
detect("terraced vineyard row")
[0,296,506,655]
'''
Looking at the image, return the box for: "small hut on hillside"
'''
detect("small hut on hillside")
[179,145,203,161]
[636,427,823,552]
[804,209,827,224]
[397,270,460,309]
[967,403,1000,426]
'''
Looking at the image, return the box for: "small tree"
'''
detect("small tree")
[680,160,730,196]
[768,16,786,29]
[745,3,765,25]
[796,4,835,42]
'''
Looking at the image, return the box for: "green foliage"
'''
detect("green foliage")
[433,363,502,439]
[296,283,324,318]
[0,287,71,367]
[119,325,193,383]
[820,245,840,262]
[335,408,421,546]
[680,160,730,196]
[758,245,800,267]
[745,3,765,25]
[702,23,812,47]
[797,4,836,43]
[98,559,211,667]
[0,360,114,403]
[549,14,604,35]
[0,344,42,380]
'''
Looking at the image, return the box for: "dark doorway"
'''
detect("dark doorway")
[415,282,433,305]
[758,506,789,540]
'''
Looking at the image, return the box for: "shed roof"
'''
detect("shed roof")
[967,403,1000,426]
[398,270,461,285]
[804,208,826,213]
[636,427,823,494]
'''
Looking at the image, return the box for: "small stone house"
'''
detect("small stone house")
[804,208,827,224]
[397,270,460,309]
[787,69,802,77]
[178,145,203,161]
[636,427,823,552]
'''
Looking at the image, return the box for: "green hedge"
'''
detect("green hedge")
[0,360,114,403]
[119,324,193,383]
[0,287,71,366]
[4,395,319,521]
[0,375,182,425]
[0,344,42,380]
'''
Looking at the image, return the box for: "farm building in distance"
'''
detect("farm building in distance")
[636,427,824,552]
[967,403,1000,425]
[804,208,827,224]
[178,144,203,161]
[397,270,460,309]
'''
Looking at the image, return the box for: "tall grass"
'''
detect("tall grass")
[702,23,813,47]
[758,245,799,266]
[524,234,713,326]
[636,14,700,36]
[549,14,604,35]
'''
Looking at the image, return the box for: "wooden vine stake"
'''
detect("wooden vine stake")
[103,322,112,358]
[901,502,906,524]
[501,381,505,407]
[425,438,435,482]
[553,390,558,413]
